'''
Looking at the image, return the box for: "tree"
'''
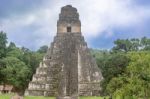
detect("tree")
[6,43,23,59]
[130,38,140,51]
[112,38,150,53]
[141,37,150,50]
[112,39,133,52]
[101,53,130,95]
[91,49,130,95]
[21,49,44,75]
[107,51,150,98]
[29,52,44,74]
[0,31,7,84]
[1,57,31,91]
[0,32,46,91]
[37,45,48,53]
[7,42,16,51]
[0,31,7,58]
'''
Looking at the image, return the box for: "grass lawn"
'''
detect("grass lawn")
[0,94,108,99]
[0,94,13,99]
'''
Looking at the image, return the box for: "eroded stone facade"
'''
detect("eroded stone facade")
[25,5,103,98]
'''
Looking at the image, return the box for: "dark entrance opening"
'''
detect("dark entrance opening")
[67,27,71,32]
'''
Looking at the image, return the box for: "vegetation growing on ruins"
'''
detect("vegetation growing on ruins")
[0,31,150,98]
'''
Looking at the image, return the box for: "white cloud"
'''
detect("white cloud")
[1,0,150,50]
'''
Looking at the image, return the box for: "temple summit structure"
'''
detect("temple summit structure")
[25,5,103,99]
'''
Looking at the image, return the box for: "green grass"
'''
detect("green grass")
[0,94,107,99]
[0,94,14,99]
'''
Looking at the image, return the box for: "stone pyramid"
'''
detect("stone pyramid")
[25,5,103,98]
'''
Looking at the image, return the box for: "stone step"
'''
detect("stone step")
[28,83,46,90]
[33,74,47,77]
[26,90,57,96]
[28,82,58,91]
[31,81,58,85]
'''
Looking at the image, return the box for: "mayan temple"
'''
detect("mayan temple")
[25,5,103,99]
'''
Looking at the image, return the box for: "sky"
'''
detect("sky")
[0,0,150,50]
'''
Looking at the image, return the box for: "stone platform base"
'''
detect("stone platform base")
[56,96,79,99]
